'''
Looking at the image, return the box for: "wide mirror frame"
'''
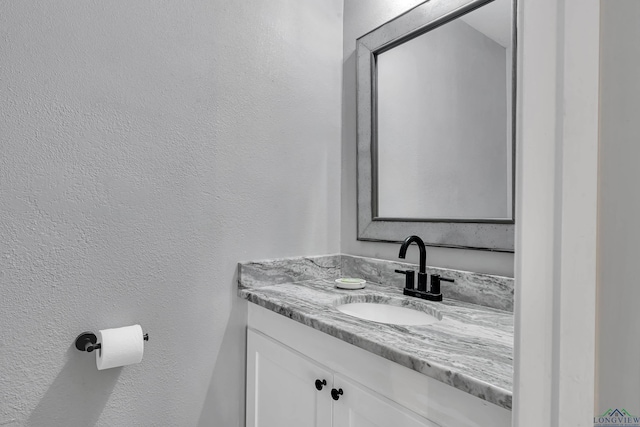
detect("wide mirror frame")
[356,0,516,252]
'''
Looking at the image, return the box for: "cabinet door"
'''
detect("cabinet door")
[247,329,333,427]
[332,374,440,427]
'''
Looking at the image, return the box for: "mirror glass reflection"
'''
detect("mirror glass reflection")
[375,0,513,220]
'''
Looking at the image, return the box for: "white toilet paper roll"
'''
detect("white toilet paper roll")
[96,324,145,370]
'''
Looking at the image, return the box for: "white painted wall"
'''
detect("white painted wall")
[342,0,515,276]
[0,1,343,426]
[596,0,640,416]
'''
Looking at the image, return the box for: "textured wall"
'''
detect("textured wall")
[341,0,514,277]
[597,0,640,415]
[0,1,343,426]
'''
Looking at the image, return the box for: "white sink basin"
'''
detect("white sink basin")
[336,302,440,326]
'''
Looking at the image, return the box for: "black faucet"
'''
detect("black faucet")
[398,235,428,291]
[395,235,452,301]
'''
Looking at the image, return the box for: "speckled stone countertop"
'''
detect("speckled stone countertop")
[237,255,514,410]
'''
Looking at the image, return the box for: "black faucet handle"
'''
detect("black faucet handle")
[394,269,415,290]
[430,275,454,295]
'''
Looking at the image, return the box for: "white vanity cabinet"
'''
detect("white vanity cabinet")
[245,304,511,427]
[247,329,437,427]
[247,329,332,427]
[332,374,439,427]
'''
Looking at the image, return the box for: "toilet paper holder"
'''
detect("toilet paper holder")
[75,331,149,353]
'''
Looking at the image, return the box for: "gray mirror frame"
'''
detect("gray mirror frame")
[356,0,517,252]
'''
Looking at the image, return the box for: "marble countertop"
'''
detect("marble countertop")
[238,274,513,410]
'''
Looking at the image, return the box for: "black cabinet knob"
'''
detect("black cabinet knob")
[315,379,327,391]
[331,388,343,401]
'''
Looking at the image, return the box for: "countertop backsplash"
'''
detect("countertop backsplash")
[239,253,513,312]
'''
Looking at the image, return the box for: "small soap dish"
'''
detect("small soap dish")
[335,278,366,290]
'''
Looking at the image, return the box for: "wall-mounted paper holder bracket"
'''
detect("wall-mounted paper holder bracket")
[75,331,149,353]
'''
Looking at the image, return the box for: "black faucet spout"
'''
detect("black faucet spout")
[398,235,428,292]
[398,235,427,274]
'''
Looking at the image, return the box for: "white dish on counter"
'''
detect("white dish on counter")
[335,278,366,289]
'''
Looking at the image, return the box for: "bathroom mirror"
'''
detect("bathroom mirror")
[356,0,516,251]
